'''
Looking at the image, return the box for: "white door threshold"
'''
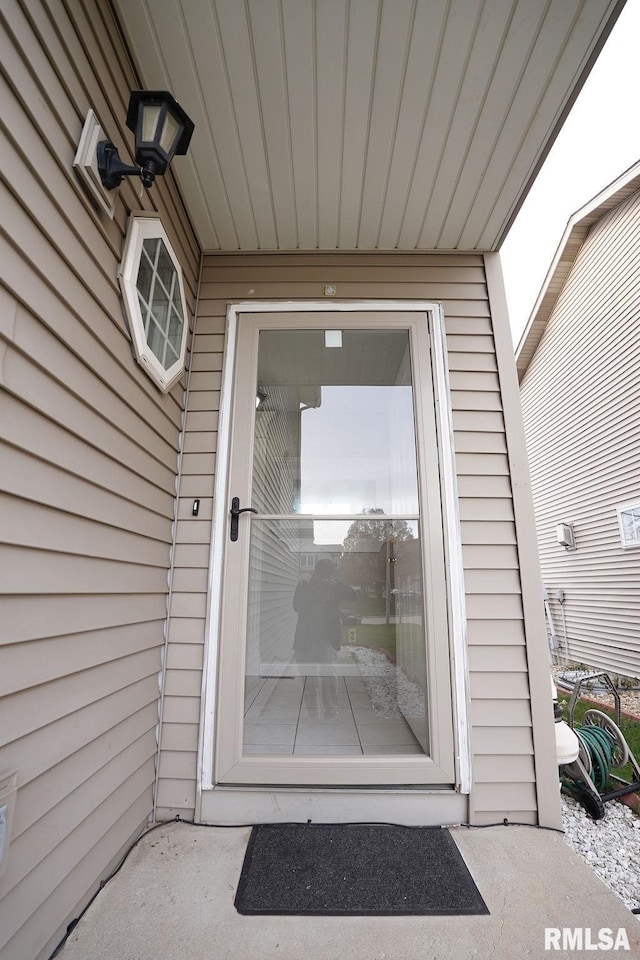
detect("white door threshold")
[198,786,467,826]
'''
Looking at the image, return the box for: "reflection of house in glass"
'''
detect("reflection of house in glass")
[248,382,304,676]
[297,540,343,574]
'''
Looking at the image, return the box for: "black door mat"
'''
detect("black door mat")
[234,823,489,916]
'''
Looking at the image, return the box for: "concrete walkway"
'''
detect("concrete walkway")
[58,821,640,960]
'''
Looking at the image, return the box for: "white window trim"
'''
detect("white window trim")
[195,300,471,819]
[616,501,640,549]
[118,216,189,392]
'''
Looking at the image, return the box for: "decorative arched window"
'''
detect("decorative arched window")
[119,216,189,392]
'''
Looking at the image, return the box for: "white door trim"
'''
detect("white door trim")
[430,303,472,794]
[195,301,471,817]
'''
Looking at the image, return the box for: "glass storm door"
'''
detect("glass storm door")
[215,312,455,786]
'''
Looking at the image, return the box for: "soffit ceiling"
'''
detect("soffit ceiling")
[114,0,624,253]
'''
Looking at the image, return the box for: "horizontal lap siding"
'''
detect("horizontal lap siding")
[158,252,535,826]
[521,190,640,679]
[0,2,200,959]
[452,313,534,824]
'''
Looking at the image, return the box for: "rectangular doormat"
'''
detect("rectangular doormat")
[234,823,489,916]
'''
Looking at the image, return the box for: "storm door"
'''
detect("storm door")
[214,311,455,786]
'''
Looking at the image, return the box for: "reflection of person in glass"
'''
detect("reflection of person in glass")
[292,559,355,717]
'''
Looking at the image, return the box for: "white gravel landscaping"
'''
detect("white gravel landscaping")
[346,644,425,719]
[561,794,640,916]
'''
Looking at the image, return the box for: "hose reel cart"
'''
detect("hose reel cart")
[558,673,640,820]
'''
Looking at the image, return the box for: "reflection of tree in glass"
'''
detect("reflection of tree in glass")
[339,508,414,595]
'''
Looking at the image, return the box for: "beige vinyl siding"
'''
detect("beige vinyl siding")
[158,252,537,825]
[0,1,200,958]
[520,188,640,679]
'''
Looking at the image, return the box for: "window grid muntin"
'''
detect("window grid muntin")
[137,237,185,369]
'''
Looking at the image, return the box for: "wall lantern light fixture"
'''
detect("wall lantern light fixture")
[97,90,195,190]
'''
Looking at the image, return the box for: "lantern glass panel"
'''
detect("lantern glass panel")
[159,112,181,155]
[141,104,161,143]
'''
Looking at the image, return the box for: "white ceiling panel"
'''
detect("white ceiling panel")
[315,0,349,249]
[396,0,487,249]
[376,0,449,248]
[114,0,625,252]
[282,0,319,249]
[357,0,419,249]
[459,0,611,249]
[435,0,552,249]
[337,0,380,249]
[213,0,278,248]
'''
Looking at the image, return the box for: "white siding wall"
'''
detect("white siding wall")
[158,253,539,826]
[0,2,200,958]
[521,190,640,679]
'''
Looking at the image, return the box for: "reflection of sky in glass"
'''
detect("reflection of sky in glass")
[312,516,419,546]
[299,385,419,518]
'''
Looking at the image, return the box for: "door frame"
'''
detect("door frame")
[196,301,471,810]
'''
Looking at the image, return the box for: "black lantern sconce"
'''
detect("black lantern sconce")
[97,90,195,190]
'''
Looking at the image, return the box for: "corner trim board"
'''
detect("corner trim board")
[483,254,562,830]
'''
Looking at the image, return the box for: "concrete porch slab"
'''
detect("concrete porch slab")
[58,822,640,960]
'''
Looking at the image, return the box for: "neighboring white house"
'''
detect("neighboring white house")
[0,2,627,959]
[517,159,640,680]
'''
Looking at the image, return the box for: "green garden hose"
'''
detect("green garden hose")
[578,725,617,791]
[562,724,617,796]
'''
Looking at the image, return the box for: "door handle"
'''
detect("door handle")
[229,496,258,541]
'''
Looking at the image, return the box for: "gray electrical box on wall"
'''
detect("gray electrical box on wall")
[556,522,576,549]
[0,771,18,879]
